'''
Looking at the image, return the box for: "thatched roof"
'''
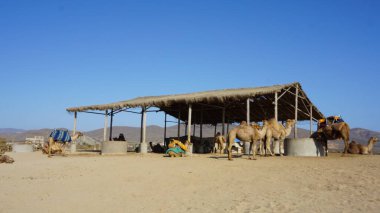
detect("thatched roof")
[67,82,324,124]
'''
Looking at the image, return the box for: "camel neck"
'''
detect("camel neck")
[368,140,374,152]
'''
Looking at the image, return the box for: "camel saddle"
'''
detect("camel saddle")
[49,129,72,143]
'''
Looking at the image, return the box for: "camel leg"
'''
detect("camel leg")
[48,137,53,158]
[265,137,274,156]
[342,140,349,156]
[227,134,235,161]
[279,139,284,156]
[61,143,67,157]
[249,141,257,160]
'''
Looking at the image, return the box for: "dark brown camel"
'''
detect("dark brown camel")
[311,122,350,156]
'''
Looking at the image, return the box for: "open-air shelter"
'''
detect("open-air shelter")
[66,82,324,153]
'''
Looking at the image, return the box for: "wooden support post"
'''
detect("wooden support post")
[200,109,203,142]
[247,98,250,124]
[275,92,278,121]
[109,109,114,141]
[310,104,313,136]
[164,113,167,147]
[140,107,147,153]
[177,111,181,139]
[187,104,192,143]
[214,123,217,136]
[193,123,195,137]
[294,86,299,138]
[103,110,108,142]
[186,104,193,155]
[222,108,226,137]
[71,112,78,153]
[73,112,77,135]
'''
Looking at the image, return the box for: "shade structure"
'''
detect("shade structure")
[67,82,324,124]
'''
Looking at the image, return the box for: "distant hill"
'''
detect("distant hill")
[0,128,26,134]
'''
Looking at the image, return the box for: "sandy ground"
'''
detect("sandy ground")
[1,152,380,213]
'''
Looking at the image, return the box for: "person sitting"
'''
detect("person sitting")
[165,139,188,157]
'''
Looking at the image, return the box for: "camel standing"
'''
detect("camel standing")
[252,121,269,156]
[312,122,350,156]
[349,137,378,155]
[227,121,261,160]
[264,119,296,156]
[213,132,226,154]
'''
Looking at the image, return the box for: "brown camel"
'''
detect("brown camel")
[44,131,83,157]
[264,119,296,156]
[312,122,350,156]
[0,154,14,164]
[213,132,226,154]
[349,137,378,155]
[252,121,269,156]
[348,141,360,154]
[227,121,261,160]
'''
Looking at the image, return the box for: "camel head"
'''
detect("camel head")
[369,137,379,144]
[285,119,296,128]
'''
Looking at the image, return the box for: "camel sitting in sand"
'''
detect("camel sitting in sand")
[43,130,83,157]
[0,154,14,164]
[149,142,165,153]
[348,137,378,155]
[263,119,296,156]
[227,121,261,160]
[213,132,226,154]
[311,121,350,156]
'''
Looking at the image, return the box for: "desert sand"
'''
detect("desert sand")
[1,152,380,213]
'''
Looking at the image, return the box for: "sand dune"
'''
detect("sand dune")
[1,152,380,213]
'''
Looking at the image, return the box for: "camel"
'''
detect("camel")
[227,121,261,160]
[311,122,350,156]
[252,121,269,156]
[44,130,83,158]
[213,132,226,154]
[348,137,378,155]
[0,154,14,164]
[149,142,165,153]
[348,141,360,154]
[264,119,296,156]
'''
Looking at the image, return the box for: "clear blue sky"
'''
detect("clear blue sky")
[1,0,379,131]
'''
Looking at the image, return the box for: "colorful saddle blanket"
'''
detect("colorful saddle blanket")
[50,129,72,143]
[165,147,185,154]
